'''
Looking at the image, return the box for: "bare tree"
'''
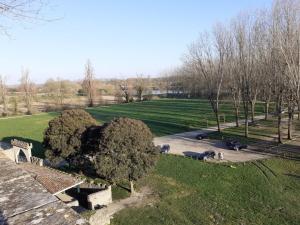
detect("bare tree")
[119,80,132,103]
[186,24,227,132]
[273,0,300,140]
[249,12,271,123]
[152,0,300,144]
[82,60,96,107]
[11,96,18,115]
[0,75,8,116]
[224,31,241,127]
[232,16,250,137]
[0,0,49,34]
[134,75,149,101]
[20,68,34,114]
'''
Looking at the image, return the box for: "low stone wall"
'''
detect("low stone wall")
[87,185,112,210]
[30,156,44,166]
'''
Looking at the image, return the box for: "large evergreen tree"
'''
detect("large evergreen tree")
[43,109,97,165]
[94,117,159,195]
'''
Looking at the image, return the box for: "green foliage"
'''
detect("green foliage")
[94,117,159,183]
[43,109,97,163]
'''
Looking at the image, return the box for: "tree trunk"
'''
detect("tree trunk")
[298,101,300,120]
[288,112,293,140]
[215,111,221,132]
[125,93,129,103]
[2,98,8,117]
[89,93,94,107]
[265,101,269,120]
[235,107,239,127]
[130,180,135,196]
[243,101,249,138]
[278,112,283,144]
[250,101,255,123]
[210,99,221,132]
[245,114,249,138]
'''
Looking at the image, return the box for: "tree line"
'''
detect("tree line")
[0,60,156,115]
[163,0,300,143]
[0,62,99,115]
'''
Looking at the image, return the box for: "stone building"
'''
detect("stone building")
[0,151,89,225]
[0,139,113,225]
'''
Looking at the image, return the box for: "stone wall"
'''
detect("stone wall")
[87,185,112,210]
[31,156,44,166]
[0,145,32,163]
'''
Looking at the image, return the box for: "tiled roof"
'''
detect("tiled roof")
[0,152,89,225]
[20,163,84,195]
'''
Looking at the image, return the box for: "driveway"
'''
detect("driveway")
[154,115,269,163]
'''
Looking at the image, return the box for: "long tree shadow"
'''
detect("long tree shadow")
[208,132,300,161]
[284,173,300,179]
[1,136,44,158]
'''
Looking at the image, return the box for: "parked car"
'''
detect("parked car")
[195,133,208,140]
[199,150,216,161]
[160,144,170,154]
[225,139,247,151]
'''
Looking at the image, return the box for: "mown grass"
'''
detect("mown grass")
[0,99,298,224]
[111,156,300,225]
[0,99,266,157]
[87,99,267,136]
[0,113,58,157]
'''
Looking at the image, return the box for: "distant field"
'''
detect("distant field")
[0,99,266,157]
[111,156,300,225]
[87,99,268,135]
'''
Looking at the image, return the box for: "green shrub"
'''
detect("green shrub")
[43,109,97,164]
[94,117,159,192]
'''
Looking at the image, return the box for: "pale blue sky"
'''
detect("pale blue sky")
[0,0,272,85]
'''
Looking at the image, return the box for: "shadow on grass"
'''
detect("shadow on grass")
[1,136,44,158]
[284,173,300,179]
[207,132,300,161]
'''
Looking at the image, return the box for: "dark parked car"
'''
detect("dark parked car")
[201,150,216,160]
[160,144,170,154]
[225,139,247,151]
[195,133,208,140]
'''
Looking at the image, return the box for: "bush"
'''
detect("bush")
[94,117,159,191]
[43,109,97,164]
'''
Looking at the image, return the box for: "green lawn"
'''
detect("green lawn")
[0,99,266,157]
[111,156,300,225]
[0,113,58,157]
[0,99,298,224]
[87,99,266,136]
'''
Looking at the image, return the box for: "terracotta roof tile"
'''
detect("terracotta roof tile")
[20,163,83,195]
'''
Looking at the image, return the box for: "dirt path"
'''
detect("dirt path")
[89,187,154,225]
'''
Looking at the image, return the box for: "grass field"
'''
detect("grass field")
[0,99,266,157]
[0,99,298,224]
[111,156,300,225]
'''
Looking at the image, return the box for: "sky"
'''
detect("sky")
[0,0,273,85]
